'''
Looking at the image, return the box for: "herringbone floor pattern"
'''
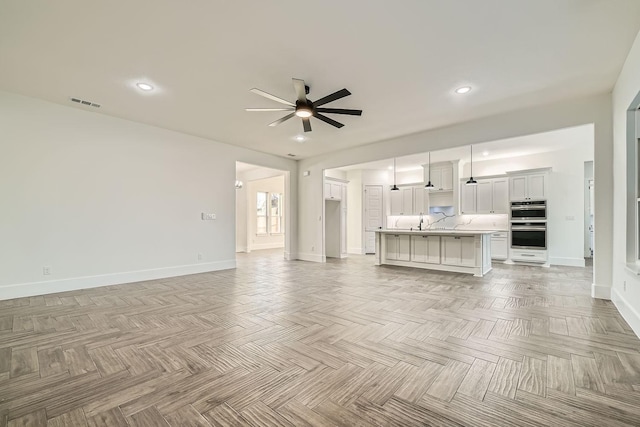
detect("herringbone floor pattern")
[1,251,640,426]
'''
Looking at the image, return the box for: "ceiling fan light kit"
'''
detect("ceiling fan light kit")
[246,78,362,132]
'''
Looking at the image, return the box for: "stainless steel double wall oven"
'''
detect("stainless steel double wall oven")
[510,200,547,250]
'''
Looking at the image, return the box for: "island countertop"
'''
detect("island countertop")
[375,229,496,236]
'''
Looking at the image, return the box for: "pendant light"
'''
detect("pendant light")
[390,158,399,191]
[466,145,478,186]
[425,152,434,189]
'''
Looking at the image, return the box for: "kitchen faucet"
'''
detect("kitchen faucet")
[418,213,424,230]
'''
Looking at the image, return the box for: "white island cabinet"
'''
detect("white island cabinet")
[374,230,493,277]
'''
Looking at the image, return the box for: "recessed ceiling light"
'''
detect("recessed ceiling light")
[455,86,472,94]
[295,135,306,142]
[136,82,154,91]
[388,166,393,170]
[482,151,489,156]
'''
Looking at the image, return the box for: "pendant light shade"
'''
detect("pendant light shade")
[425,151,435,189]
[466,145,478,186]
[391,158,400,191]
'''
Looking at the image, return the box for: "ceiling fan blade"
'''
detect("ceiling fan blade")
[315,107,362,116]
[313,88,351,107]
[250,88,295,106]
[268,113,296,127]
[246,108,294,112]
[314,113,344,129]
[292,78,307,103]
[302,117,312,132]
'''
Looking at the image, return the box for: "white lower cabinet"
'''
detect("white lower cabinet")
[411,235,440,264]
[386,234,411,261]
[441,236,476,267]
[490,232,508,260]
[510,248,547,263]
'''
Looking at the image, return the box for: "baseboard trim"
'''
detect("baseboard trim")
[249,243,285,251]
[296,252,324,263]
[0,260,236,301]
[612,287,640,338]
[348,247,364,255]
[550,257,586,267]
[591,282,611,300]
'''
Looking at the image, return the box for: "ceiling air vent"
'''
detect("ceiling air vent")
[69,97,101,108]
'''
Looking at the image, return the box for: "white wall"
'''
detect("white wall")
[325,169,347,180]
[235,184,247,252]
[346,170,363,254]
[0,91,297,299]
[298,94,613,295]
[612,29,640,336]
[396,169,423,185]
[246,175,285,251]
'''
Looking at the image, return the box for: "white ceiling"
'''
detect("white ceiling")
[1,1,638,159]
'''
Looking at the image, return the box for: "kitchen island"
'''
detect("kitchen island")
[374,229,494,277]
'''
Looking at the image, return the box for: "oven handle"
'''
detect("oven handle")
[511,226,547,231]
[511,205,546,210]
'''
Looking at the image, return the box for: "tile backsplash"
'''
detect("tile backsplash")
[387,214,508,231]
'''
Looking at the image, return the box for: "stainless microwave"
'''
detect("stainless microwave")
[510,200,546,221]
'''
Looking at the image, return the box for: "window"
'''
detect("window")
[626,104,640,268]
[256,191,284,235]
[256,192,268,235]
[270,193,283,234]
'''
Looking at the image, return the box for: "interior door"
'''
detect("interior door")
[365,185,383,254]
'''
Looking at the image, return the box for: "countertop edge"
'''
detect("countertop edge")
[375,229,497,235]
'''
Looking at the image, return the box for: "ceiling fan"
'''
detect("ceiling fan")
[246,78,362,132]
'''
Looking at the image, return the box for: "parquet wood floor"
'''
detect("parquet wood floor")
[2,250,640,426]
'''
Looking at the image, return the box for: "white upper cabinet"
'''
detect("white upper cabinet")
[390,186,414,215]
[460,183,476,214]
[428,163,454,192]
[491,179,509,214]
[509,176,527,200]
[401,187,413,215]
[324,181,344,200]
[389,188,403,215]
[460,177,509,214]
[390,185,429,215]
[527,174,546,199]
[508,172,548,201]
[413,186,428,215]
[475,181,493,214]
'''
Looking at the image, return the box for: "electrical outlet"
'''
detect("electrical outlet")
[197,253,203,261]
[311,245,315,252]
[201,213,216,220]
[624,281,627,291]
[43,266,51,275]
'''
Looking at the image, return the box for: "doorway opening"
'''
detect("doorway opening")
[322,124,595,287]
[322,169,348,260]
[235,162,289,260]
